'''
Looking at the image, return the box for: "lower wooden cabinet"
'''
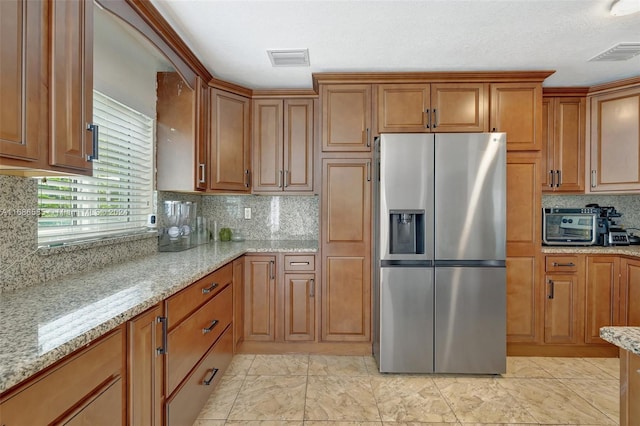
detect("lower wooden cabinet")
[620,256,640,326]
[506,256,538,343]
[585,256,620,344]
[244,255,277,341]
[0,328,126,426]
[233,256,245,350]
[620,348,640,426]
[128,304,165,426]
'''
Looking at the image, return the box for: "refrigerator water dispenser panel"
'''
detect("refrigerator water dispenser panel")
[389,210,425,254]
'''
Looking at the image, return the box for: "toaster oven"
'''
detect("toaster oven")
[542,208,599,246]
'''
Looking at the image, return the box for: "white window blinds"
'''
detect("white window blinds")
[37,91,154,246]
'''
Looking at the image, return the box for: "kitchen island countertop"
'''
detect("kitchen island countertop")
[600,327,640,356]
[0,240,317,394]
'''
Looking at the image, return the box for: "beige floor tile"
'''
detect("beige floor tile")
[582,357,620,379]
[227,375,307,421]
[381,423,461,426]
[504,356,554,378]
[304,376,380,421]
[560,378,619,423]
[528,357,614,380]
[498,378,616,425]
[370,375,457,423]
[225,422,304,426]
[248,354,309,375]
[363,355,381,375]
[197,375,245,419]
[308,355,369,376]
[433,377,537,424]
[191,420,226,426]
[226,354,256,376]
[305,422,382,425]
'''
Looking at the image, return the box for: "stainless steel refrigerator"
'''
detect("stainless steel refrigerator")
[373,133,506,374]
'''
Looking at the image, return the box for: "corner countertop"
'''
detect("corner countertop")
[0,240,317,394]
[600,327,640,355]
[541,246,640,257]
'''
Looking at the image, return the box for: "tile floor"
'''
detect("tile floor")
[192,355,620,425]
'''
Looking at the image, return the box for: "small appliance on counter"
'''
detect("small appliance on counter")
[158,201,198,251]
[542,204,631,246]
[587,204,630,246]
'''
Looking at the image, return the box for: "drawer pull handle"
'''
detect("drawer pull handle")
[202,319,219,334]
[203,368,219,386]
[202,283,219,294]
[156,316,168,355]
[290,261,310,266]
[552,262,575,267]
[548,279,555,299]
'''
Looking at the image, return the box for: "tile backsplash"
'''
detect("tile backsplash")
[543,194,640,231]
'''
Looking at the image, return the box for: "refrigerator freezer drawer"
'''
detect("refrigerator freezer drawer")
[434,267,506,374]
[379,267,434,373]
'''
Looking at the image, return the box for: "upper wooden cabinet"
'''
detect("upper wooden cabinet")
[252,98,314,193]
[490,83,543,151]
[49,0,95,173]
[377,83,488,133]
[542,94,586,192]
[321,84,373,152]
[588,83,640,192]
[210,88,251,191]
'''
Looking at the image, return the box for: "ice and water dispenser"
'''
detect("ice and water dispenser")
[388,210,425,254]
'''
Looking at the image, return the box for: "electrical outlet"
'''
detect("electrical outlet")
[244,207,251,220]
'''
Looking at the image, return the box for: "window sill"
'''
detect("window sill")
[38,231,158,257]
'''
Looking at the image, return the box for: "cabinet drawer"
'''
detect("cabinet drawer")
[166,325,233,426]
[284,255,315,271]
[167,284,233,396]
[166,263,233,329]
[546,256,579,273]
[0,328,124,425]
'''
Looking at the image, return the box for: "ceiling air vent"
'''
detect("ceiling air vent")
[267,49,310,67]
[589,43,640,61]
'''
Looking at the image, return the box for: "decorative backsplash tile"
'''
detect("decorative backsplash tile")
[543,194,640,231]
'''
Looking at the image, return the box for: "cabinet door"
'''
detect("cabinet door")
[589,87,640,192]
[284,99,314,191]
[0,0,47,163]
[321,84,372,151]
[321,159,371,342]
[377,84,430,133]
[128,305,164,426]
[232,256,245,350]
[252,99,283,191]
[585,256,620,344]
[63,377,123,426]
[506,256,538,343]
[49,0,94,173]
[431,83,488,132]
[621,350,640,426]
[210,88,251,191]
[195,78,209,191]
[490,83,542,151]
[506,153,541,256]
[244,255,276,341]
[283,273,316,341]
[553,97,586,192]
[542,98,553,189]
[544,274,581,344]
[621,257,640,326]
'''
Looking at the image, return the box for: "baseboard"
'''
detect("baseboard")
[236,340,373,356]
[507,343,619,357]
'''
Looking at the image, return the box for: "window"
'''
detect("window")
[37,91,154,246]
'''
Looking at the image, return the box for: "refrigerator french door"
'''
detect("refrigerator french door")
[374,132,506,374]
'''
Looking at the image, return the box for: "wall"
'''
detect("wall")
[543,194,640,231]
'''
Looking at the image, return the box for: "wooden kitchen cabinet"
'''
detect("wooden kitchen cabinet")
[620,256,640,326]
[585,255,621,345]
[542,94,586,192]
[244,255,277,341]
[233,256,245,350]
[490,83,542,151]
[128,304,165,426]
[0,0,47,168]
[210,88,251,191]
[620,349,640,426]
[321,158,372,342]
[283,255,317,342]
[321,84,373,151]
[0,328,126,426]
[588,82,640,192]
[506,256,538,343]
[377,83,487,133]
[49,0,95,173]
[543,255,584,345]
[252,98,314,192]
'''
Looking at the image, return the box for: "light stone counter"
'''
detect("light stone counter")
[541,245,640,257]
[600,327,640,355]
[0,240,317,394]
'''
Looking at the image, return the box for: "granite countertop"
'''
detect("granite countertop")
[0,240,317,394]
[541,246,640,257]
[600,327,640,355]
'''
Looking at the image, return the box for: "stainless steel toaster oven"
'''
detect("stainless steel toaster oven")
[542,208,598,246]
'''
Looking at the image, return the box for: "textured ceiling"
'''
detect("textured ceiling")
[149,0,640,89]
